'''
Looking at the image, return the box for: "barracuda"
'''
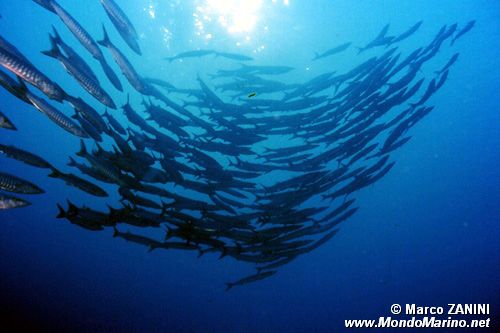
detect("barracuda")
[33,0,123,91]
[26,92,88,138]
[100,0,141,55]
[0,192,31,210]
[0,172,44,194]
[0,43,66,101]
[42,38,116,109]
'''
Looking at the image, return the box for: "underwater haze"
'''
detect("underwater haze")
[0,0,499,332]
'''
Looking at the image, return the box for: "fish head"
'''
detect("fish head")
[19,183,44,195]
[1,196,30,209]
[13,197,31,208]
[102,94,117,109]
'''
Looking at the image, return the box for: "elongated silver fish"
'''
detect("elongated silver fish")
[76,140,124,185]
[66,96,108,133]
[0,70,31,104]
[451,20,475,46]
[33,0,123,91]
[36,0,101,60]
[0,172,44,194]
[164,49,216,62]
[49,168,108,197]
[0,35,33,66]
[312,42,352,61]
[50,26,98,83]
[0,109,16,130]
[0,192,31,209]
[98,26,145,93]
[0,40,66,101]
[32,0,55,13]
[72,112,103,142]
[26,92,88,138]
[214,51,254,61]
[42,38,116,109]
[225,270,277,291]
[0,144,52,169]
[102,109,125,134]
[100,0,141,55]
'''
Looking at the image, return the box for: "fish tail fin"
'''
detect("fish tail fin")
[125,130,133,142]
[95,143,104,153]
[218,247,228,260]
[56,204,66,218]
[97,24,110,47]
[225,283,234,291]
[76,139,87,157]
[41,37,60,59]
[112,226,119,238]
[67,156,77,167]
[111,145,120,155]
[108,205,119,217]
[48,167,61,178]
[165,226,173,240]
[66,200,78,216]
[51,25,61,43]
[159,201,167,217]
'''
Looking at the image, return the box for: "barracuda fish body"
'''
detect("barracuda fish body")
[0,193,31,209]
[26,92,88,138]
[100,0,141,55]
[0,172,44,194]
[98,26,145,93]
[42,38,116,109]
[0,144,52,169]
[0,42,66,101]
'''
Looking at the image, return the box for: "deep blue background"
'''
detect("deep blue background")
[0,1,499,332]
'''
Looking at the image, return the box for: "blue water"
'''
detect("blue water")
[0,1,499,332]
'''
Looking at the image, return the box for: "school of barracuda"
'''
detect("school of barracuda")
[0,0,474,290]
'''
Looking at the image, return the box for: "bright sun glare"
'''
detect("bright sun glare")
[146,0,290,49]
[197,0,263,34]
